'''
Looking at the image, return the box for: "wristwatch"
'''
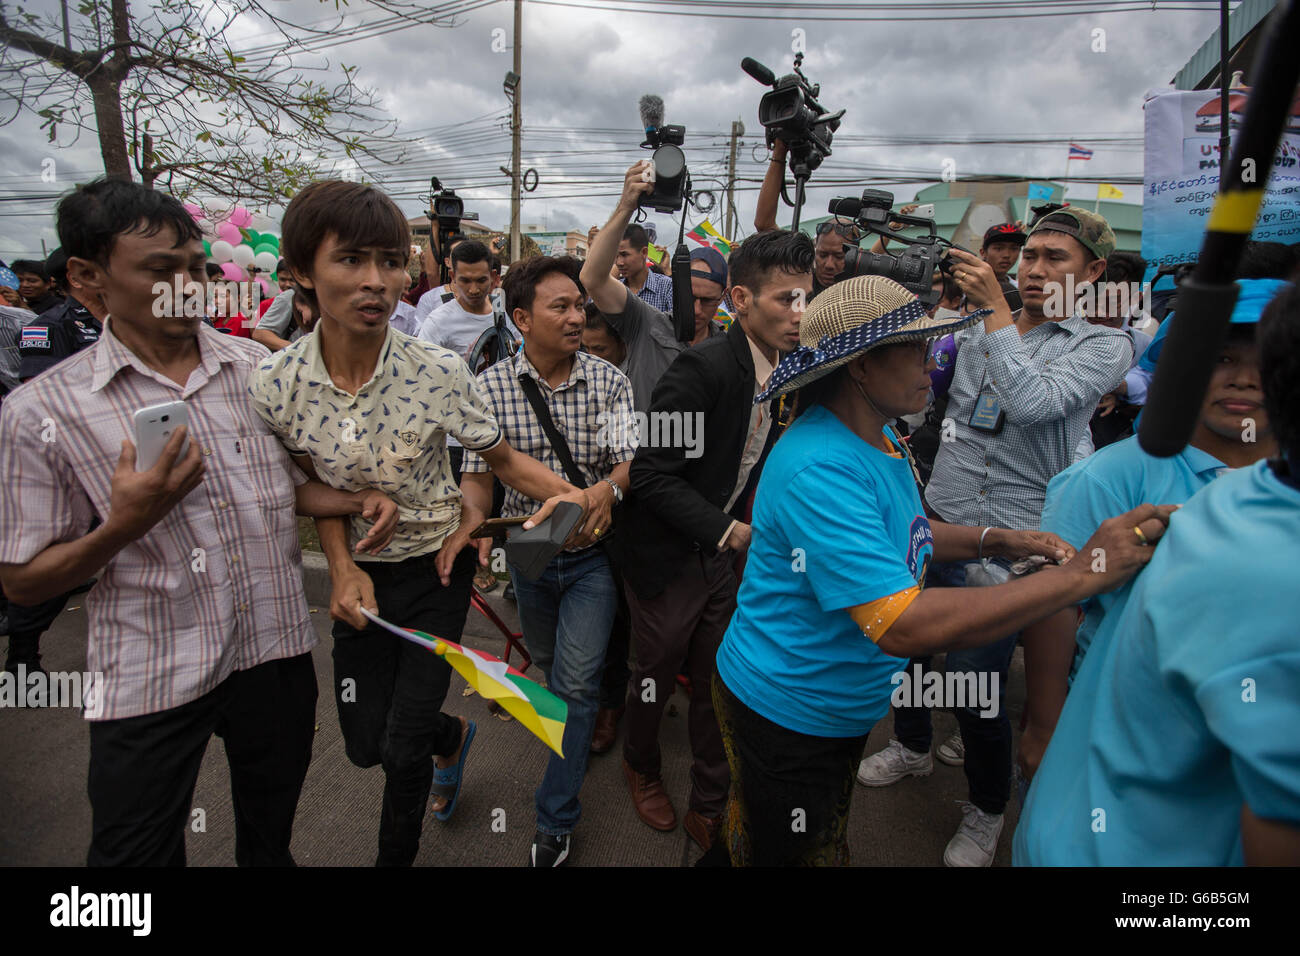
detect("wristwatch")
[602,477,624,504]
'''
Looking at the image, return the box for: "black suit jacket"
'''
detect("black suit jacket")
[621,320,783,600]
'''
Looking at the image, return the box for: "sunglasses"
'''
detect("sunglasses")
[815,220,862,240]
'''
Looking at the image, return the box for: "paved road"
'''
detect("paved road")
[1,594,1025,866]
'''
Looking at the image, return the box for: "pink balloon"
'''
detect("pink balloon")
[217,221,243,246]
[183,202,204,221]
[228,206,252,228]
[256,276,273,298]
[220,262,245,282]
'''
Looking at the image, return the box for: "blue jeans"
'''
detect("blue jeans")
[508,547,617,835]
[891,558,1020,816]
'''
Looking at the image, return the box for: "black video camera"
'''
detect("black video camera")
[639,95,688,214]
[428,177,466,285]
[742,53,843,179]
[827,189,965,308]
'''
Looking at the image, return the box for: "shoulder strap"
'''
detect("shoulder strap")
[517,372,589,489]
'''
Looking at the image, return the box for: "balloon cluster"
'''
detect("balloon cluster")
[183,201,283,299]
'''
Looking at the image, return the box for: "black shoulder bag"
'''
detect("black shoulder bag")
[516,373,624,568]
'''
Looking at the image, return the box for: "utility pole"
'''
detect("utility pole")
[725,119,744,239]
[509,0,523,264]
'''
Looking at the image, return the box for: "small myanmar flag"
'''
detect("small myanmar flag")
[686,220,732,255]
[1097,183,1124,200]
[361,608,568,756]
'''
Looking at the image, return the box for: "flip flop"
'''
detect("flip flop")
[430,719,477,822]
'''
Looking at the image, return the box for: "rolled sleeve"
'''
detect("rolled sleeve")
[986,324,1132,426]
[445,362,502,454]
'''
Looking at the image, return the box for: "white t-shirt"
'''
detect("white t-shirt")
[414,284,456,324]
[417,297,496,449]
[390,300,419,337]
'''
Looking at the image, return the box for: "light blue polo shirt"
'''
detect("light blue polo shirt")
[715,405,929,738]
[1015,461,1300,865]
[1038,435,1229,681]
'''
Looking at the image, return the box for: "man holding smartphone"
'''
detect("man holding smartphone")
[0,178,400,866]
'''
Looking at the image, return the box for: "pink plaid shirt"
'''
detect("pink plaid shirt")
[0,321,316,720]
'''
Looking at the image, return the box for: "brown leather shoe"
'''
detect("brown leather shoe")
[683,810,721,852]
[589,706,624,755]
[622,759,677,831]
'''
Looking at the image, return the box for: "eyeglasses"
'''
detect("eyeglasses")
[815,220,861,240]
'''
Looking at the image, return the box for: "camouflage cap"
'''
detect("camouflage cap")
[1028,207,1116,262]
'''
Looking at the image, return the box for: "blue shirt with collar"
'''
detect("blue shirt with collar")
[1037,434,1229,680]
[1015,460,1300,865]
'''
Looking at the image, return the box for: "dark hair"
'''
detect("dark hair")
[280,180,409,310]
[502,255,585,316]
[1105,251,1147,285]
[205,261,224,280]
[622,224,648,250]
[1237,241,1294,280]
[450,239,490,271]
[277,258,288,273]
[44,248,68,288]
[11,259,49,279]
[583,301,623,340]
[792,366,848,420]
[490,254,502,273]
[1258,281,1300,461]
[730,229,814,294]
[55,178,201,268]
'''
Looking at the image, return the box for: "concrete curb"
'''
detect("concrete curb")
[301,551,332,608]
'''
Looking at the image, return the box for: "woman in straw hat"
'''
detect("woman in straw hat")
[707,274,1177,866]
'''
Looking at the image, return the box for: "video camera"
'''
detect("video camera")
[742,53,843,229]
[638,95,689,214]
[428,177,473,285]
[827,189,967,308]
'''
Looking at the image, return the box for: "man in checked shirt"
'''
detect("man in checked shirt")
[0,178,403,866]
[856,208,1133,867]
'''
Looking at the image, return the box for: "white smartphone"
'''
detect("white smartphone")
[913,203,936,219]
[133,400,190,471]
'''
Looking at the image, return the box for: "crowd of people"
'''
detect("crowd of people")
[0,154,1297,868]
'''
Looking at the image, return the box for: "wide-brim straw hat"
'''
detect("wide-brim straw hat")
[757,274,988,402]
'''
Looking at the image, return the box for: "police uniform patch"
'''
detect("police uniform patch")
[19,326,51,349]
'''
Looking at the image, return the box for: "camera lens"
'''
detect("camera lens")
[162,415,169,422]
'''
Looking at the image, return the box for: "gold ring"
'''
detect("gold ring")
[593,527,602,537]
[1133,525,1148,546]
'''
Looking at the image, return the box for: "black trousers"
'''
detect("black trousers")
[331,548,476,866]
[711,673,867,866]
[87,652,317,867]
[3,590,70,668]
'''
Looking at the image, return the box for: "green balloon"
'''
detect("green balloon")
[263,233,279,247]
[246,229,261,244]
[203,240,211,256]
[254,243,277,257]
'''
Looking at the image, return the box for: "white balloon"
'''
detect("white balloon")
[231,244,256,268]
[209,240,235,263]
[254,251,279,273]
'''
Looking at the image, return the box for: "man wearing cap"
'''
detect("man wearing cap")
[978,223,1026,313]
[856,207,1133,867]
[616,225,814,852]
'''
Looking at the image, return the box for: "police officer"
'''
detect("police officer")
[5,248,104,675]
[17,249,105,382]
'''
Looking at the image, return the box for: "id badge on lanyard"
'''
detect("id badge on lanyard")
[968,392,1006,434]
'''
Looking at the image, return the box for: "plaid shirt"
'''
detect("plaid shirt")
[925,313,1132,530]
[626,269,675,314]
[462,349,636,521]
[0,321,316,720]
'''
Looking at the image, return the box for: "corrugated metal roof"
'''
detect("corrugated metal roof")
[1173,0,1274,90]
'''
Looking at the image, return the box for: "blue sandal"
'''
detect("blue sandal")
[430,720,477,822]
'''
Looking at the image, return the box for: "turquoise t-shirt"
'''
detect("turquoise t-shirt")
[1014,461,1300,866]
[715,405,932,738]
[1038,435,1228,682]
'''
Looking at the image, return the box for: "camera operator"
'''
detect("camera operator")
[856,208,1133,867]
[581,162,690,414]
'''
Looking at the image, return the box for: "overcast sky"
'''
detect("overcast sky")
[0,0,1233,262]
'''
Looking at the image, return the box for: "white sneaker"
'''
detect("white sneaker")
[856,739,933,788]
[943,802,1004,867]
[936,730,965,766]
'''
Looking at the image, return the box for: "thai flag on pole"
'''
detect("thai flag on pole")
[1068,143,1093,161]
